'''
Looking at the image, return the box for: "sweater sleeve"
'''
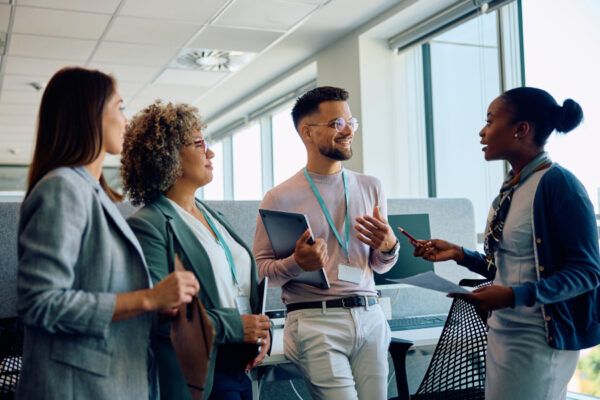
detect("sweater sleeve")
[512,170,600,307]
[252,191,305,286]
[369,183,399,273]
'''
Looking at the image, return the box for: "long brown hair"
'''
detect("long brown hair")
[27,67,122,201]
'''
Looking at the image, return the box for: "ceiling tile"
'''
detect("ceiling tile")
[4,56,77,76]
[189,26,282,52]
[116,81,145,99]
[0,4,10,32]
[0,90,42,105]
[119,0,227,23]
[133,83,204,104]
[0,104,38,116]
[13,7,111,39]
[214,0,317,31]
[88,63,161,83]
[105,16,200,46]
[155,69,227,87]
[92,42,179,66]
[17,0,120,14]
[8,34,96,61]
[2,74,50,92]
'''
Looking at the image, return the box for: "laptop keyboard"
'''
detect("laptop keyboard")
[387,314,447,331]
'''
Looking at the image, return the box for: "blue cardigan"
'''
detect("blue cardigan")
[461,164,600,350]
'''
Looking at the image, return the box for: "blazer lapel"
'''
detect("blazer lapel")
[72,167,149,274]
[153,196,221,308]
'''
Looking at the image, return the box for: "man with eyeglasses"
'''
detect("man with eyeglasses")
[253,86,399,400]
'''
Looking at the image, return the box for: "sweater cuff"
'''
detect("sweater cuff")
[281,254,306,278]
[512,284,536,307]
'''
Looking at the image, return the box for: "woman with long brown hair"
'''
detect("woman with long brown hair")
[17,67,199,399]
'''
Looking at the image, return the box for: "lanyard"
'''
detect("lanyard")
[198,206,239,287]
[303,167,351,260]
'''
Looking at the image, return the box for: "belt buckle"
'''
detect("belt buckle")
[341,297,353,309]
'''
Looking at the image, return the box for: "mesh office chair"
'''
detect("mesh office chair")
[0,318,22,400]
[390,279,491,400]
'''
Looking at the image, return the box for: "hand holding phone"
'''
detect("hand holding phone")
[397,226,421,247]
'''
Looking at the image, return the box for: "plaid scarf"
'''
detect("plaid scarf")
[483,152,552,273]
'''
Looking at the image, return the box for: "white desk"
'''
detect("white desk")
[253,326,443,397]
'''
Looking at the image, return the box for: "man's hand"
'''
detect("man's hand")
[355,206,397,253]
[412,239,464,263]
[293,229,328,271]
[448,285,515,312]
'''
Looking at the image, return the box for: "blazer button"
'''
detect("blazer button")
[544,315,551,321]
[548,336,553,342]
[538,265,545,272]
[536,238,542,244]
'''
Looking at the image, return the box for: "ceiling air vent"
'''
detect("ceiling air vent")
[172,49,255,73]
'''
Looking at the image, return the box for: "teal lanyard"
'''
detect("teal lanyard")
[198,206,239,288]
[303,167,351,261]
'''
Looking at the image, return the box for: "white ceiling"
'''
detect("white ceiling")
[0,0,423,164]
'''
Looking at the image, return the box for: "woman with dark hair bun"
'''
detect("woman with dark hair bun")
[17,67,199,399]
[413,87,600,400]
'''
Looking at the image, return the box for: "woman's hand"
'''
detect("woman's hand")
[448,285,515,312]
[148,271,200,312]
[246,331,271,372]
[241,314,270,345]
[412,239,464,263]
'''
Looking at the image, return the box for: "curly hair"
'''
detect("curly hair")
[121,101,205,205]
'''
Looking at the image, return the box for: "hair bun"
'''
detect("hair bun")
[555,98,583,133]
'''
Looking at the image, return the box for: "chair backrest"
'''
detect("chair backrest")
[411,279,491,400]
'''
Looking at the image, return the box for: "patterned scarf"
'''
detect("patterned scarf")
[483,152,553,274]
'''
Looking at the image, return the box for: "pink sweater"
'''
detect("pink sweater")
[252,168,398,304]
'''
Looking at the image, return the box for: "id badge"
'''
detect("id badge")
[235,295,252,315]
[338,264,362,284]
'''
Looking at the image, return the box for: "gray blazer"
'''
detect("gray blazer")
[16,167,154,400]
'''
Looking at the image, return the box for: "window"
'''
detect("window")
[425,10,506,235]
[232,123,262,200]
[202,141,224,200]
[272,106,306,185]
[522,0,600,396]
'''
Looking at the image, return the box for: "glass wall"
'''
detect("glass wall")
[272,105,305,185]
[522,0,600,396]
[232,123,262,200]
[425,10,506,236]
[203,141,224,200]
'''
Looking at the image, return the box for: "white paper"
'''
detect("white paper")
[387,271,471,294]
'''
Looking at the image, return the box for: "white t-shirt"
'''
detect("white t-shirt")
[168,199,252,309]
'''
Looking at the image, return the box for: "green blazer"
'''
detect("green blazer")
[127,195,262,399]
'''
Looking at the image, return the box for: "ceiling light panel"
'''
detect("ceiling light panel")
[105,16,200,46]
[4,57,76,77]
[13,7,111,39]
[0,4,10,32]
[0,104,38,116]
[2,74,51,92]
[8,34,96,61]
[92,42,179,66]
[214,0,318,31]
[119,0,229,23]
[0,90,42,105]
[88,63,161,83]
[155,68,228,87]
[17,0,121,14]
[190,26,282,53]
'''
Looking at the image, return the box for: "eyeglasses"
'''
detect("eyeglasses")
[193,138,210,153]
[306,117,359,133]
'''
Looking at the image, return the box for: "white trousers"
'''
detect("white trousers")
[284,303,391,400]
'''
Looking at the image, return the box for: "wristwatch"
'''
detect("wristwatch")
[382,239,399,256]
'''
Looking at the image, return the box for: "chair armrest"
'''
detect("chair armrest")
[388,338,413,400]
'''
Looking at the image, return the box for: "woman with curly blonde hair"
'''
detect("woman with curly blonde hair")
[121,101,271,400]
